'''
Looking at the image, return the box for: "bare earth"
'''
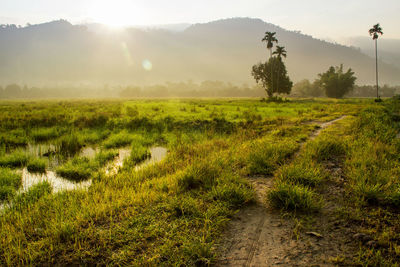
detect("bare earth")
[215,116,359,267]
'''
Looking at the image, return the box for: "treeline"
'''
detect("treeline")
[119,81,264,98]
[0,81,265,99]
[291,79,400,98]
[1,81,399,99]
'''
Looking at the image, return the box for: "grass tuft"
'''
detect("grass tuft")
[0,168,21,201]
[27,158,47,173]
[267,181,322,212]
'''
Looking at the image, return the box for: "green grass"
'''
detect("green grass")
[0,150,30,168]
[267,181,322,212]
[306,135,346,162]
[0,98,375,265]
[276,160,326,187]
[103,131,137,148]
[56,150,118,181]
[0,168,21,201]
[31,127,61,142]
[27,158,47,173]
[246,138,298,175]
[57,133,83,155]
[56,157,95,181]
[123,145,150,167]
[12,181,52,210]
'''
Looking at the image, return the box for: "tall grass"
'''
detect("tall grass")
[27,158,47,173]
[267,181,322,212]
[0,168,21,201]
[0,150,30,168]
[246,138,298,175]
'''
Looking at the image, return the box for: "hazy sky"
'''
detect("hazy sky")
[1,0,399,40]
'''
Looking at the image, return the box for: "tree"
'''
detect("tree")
[292,79,324,97]
[272,46,287,60]
[369,23,383,99]
[317,65,356,98]
[252,57,292,98]
[262,32,278,59]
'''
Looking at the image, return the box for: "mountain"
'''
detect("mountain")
[0,18,399,86]
[343,36,400,70]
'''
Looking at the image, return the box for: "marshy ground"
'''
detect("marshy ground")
[0,98,399,266]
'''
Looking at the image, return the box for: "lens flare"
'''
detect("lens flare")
[121,42,133,66]
[142,59,152,71]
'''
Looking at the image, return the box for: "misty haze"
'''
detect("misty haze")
[1,1,400,266]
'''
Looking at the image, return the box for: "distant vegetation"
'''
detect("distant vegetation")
[1,18,399,85]
[317,64,357,98]
[252,31,292,98]
[1,81,399,99]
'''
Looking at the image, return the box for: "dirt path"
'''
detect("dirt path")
[215,116,356,267]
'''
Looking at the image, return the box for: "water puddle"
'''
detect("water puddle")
[21,146,168,192]
[136,147,168,170]
[104,148,132,175]
[20,168,92,193]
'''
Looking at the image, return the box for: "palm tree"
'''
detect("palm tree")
[272,46,287,61]
[273,46,288,92]
[369,23,383,99]
[262,31,278,59]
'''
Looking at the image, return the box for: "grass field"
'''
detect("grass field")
[0,98,399,265]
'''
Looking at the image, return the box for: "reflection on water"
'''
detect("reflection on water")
[136,147,168,170]
[105,148,131,175]
[21,146,168,192]
[20,168,92,193]
[80,146,99,159]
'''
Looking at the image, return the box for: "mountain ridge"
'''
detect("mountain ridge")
[0,17,399,86]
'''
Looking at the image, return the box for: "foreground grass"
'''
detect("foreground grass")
[0,168,21,201]
[0,98,370,265]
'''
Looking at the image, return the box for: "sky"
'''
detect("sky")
[1,0,399,41]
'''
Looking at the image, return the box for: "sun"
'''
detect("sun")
[88,0,145,27]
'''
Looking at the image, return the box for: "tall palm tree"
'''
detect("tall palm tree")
[369,23,383,99]
[272,46,287,61]
[262,31,278,59]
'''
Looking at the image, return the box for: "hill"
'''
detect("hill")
[0,18,399,86]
